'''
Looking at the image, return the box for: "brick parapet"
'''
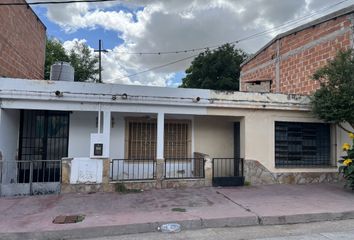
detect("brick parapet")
[241,14,353,95]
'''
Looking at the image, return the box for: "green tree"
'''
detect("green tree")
[68,41,100,83]
[44,38,69,80]
[180,44,247,91]
[45,38,99,82]
[311,49,354,133]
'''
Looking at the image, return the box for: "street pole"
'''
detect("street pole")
[94,39,108,83]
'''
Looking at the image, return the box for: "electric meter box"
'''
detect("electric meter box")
[90,133,109,158]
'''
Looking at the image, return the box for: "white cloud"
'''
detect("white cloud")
[33,0,354,86]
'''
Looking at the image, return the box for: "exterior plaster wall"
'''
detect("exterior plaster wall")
[194,116,235,159]
[206,107,348,174]
[0,109,19,161]
[241,14,353,95]
[68,111,97,158]
[0,0,46,79]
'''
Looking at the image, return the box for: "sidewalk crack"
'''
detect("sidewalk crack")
[216,190,263,225]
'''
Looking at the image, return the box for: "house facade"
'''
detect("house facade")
[0,0,46,79]
[240,5,354,94]
[0,78,350,195]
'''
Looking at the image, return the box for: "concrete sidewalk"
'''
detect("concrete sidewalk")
[0,184,354,239]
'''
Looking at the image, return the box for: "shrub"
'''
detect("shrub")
[338,133,354,190]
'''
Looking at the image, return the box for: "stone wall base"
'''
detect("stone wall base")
[61,178,212,193]
[61,183,113,193]
[244,159,342,185]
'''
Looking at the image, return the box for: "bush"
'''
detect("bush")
[338,133,354,190]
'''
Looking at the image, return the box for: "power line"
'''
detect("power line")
[111,0,350,81]
[0,0,119,5]
[110,0,350,55]
[114,54,199,81]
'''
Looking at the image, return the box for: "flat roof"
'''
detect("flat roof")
[241,4,354,66]
[0,78,310,111]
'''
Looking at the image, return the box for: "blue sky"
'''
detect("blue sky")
[29,0,354,86]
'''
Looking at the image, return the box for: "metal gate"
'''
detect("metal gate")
[0,110,69,196]
[0,160,62,196]
[212,158,244,187]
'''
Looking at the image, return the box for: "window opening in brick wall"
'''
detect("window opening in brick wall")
[275,122,332,168]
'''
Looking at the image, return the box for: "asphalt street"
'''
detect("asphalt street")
[78,219,354,240]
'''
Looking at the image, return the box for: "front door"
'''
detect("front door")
[19,110,70,161]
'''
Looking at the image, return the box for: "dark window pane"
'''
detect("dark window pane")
[275,122,331,167]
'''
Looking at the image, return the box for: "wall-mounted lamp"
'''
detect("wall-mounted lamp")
[55,90,63,97]
[193,97,201,103]
[121,93,128,99]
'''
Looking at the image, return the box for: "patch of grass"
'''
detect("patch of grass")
[244,181,251,186]
[115,183,142,194]
[171,208,187,212]
[76,215,85,223]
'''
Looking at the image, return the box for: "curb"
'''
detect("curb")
[1,211,354,240]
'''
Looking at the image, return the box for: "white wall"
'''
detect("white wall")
[0,109,20,161]
[68,111,97,158]
[0,109,20,184]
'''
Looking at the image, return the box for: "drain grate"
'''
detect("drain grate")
[53,215,85,224]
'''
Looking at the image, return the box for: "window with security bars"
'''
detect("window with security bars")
[275,122,332,167]
[126,119,191,159]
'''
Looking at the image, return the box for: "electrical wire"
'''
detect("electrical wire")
[111,0,351,81]
[0,0,119,5]
[109,0,351,55]
[113,53,200,81]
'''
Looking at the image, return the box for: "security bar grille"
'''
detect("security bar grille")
[275,122,332,167]
[126,118,191,159]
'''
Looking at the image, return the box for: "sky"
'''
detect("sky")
[28,0,354,87]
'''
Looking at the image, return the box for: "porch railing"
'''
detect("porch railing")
[164,158,205,179]
[212,158,244,178]
[111,159,156,181]
[0,160,62,184]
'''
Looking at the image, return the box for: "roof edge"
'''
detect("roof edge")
[23,0,47,30]
[241,4,354,67]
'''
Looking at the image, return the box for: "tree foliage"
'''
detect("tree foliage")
[180,44,247,91]
[311,49,354,133]
[45,38,99,82]
[45,39,69,80]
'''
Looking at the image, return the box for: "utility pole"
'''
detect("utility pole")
[94,39,108,83]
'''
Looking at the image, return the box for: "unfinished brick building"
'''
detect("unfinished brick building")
[240,5,354,95]
[0,0,46,79]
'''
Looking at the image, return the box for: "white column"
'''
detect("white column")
[103,111,111,157]
[157,112,165,159]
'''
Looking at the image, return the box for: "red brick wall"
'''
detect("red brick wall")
[241,14,353,95]
[0,0,46,79]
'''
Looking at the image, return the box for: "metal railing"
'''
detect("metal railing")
[111,159,156,181]
[212,158,244,178]
[164,158,205,179]
[0,160,62,184]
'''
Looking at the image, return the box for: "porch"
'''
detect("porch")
[0,108,244,195]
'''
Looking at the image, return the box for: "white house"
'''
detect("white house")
[0,78,349,195]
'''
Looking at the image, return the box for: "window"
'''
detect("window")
[125,118,191,159]
[275,122,332,167]
[164,120,191,158]
[127,119,156,159]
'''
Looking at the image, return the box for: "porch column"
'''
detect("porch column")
[103,111,111,152]
[102,111,111,184]
[156,112,164,159]
[156,112,165,187]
